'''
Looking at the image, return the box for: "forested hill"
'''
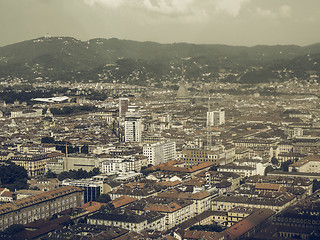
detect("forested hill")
[0,37,320,85]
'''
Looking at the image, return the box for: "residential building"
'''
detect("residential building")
[143,140,176,166]
[0,186,84,231]
[207,108,225,126]
[119,97,129,118]
[125,111,142,143]
[180,145,235,166]
[88,209,166,232]
[8,152,64,178]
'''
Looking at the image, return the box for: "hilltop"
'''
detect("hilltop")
[0,37,320,85]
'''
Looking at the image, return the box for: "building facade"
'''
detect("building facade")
[143,141,176,166]
[207,108,225,126]
[119,97,129,118]
[125,111,142,143]
[0,186,84,231]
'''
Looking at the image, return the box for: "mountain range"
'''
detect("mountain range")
[0,37,320,85]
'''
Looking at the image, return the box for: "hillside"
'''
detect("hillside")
[0,37,320,85]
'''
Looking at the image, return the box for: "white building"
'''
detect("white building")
[285,127,303,138]
[125,111,142,142]
[100,157,143,173]
[207,108,225,126]
[143,141,176,166]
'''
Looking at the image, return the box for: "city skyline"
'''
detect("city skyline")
[1,0,320,47]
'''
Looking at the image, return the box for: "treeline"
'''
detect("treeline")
[50,105,98,116]
[189,223,225,232]
[0,161,29,191]
[41,137,89,154]
[0,87,70,104]
[57,168,100,181]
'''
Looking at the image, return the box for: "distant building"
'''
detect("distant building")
[88,209,166,232]
[100,156,143,173]
[176,82,189,98]
[143,141,176,166]
[8,152,64,178]
[119,97,129,118]
[285,127,303,138]
[60,179,105,203]
[180,145,235,166]
[207,108,225,126]
[125,111,142,143]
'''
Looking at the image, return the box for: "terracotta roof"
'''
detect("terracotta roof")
[184,230,223,240]
[125,182,145,189]
[255,183,280,191]
[79,201,104,213]
[112,195,138,208]
[0,191,13,197]
[145,202,182,213]
[224,208,275,240]
[225,219,255,240]
[160,180,181,187]
[0,186,83,215]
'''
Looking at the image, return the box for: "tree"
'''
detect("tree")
[45,169,57,178]
[41,136,55,144]
[264,166,274,176]
[271,157,279,165]
[61,219,74,227]
[189,223,225,232]
[96,194,111,203]
[281,159,293,172]
[209,165,218,171]
[88,167,100,177]
[0,162,29,191]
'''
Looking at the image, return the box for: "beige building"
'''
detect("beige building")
[289,155,320,173]
[180,146,235,166]
[0,186,84,231]
[157,190,212,215]
[9,152,64,177]
[87,210,166,232]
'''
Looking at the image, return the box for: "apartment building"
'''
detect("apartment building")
[127,197,195,229]
[289,155,320,174]
[180,145,235,166]
[157,190,212,215]
[8,152,64,177]
[207,108,225,126]
[143,140,176,166]
[88,209,166,232]
[0,186,84,231]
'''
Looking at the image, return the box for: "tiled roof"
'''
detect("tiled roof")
[112,195,138,208]
[0,186,83,215]
[255,183,280,191]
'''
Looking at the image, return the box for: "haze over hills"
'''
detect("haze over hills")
[0,37,320,86]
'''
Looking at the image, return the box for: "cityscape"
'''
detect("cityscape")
[1,1,320,240]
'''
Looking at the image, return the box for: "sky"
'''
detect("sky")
[1,0,320,47]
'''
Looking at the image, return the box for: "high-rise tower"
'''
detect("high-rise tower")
[124,108,142,142]
[207,108,225,127]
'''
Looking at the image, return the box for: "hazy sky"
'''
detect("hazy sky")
[1,0,319,47]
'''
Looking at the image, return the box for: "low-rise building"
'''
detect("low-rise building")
[87,209,166,232]
[218,164,256,177]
